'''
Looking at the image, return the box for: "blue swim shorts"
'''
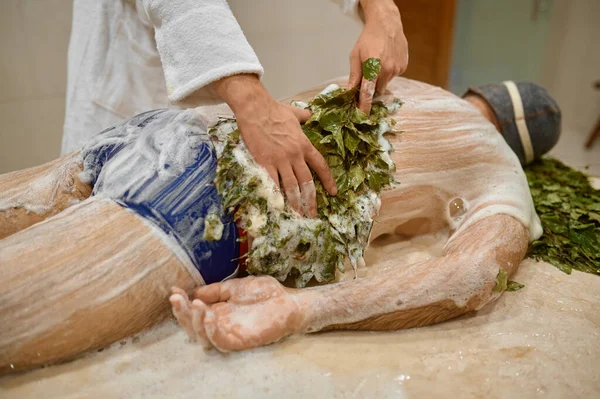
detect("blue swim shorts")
[81,109,240,284]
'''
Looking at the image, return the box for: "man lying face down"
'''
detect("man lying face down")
[0,77,560,372]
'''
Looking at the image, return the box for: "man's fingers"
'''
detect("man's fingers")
[279,164,303,215]
[171,286,188,298]
[359,77,376,114]
[193,282,232,304]
[170,293,196,341]
[286,105,311,123]
[292,162,317,218]
[348,50,362,88]
[305,147,337,196]
[191,299,213,349]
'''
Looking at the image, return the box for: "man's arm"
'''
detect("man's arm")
[170,214,529,351]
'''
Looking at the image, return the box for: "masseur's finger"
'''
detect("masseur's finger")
[300,180,317,217]
[191,299,212,349]
[286,105,311,123]
[266,166,279,191]
[279,164,303,215]
[375,69,393,96]
[305,146,337,196]
[292,162,317,218]
[359,77,377,114]
[348,49,362,88]
[193,281,232,304]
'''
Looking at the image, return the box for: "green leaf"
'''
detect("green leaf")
[343,127,361,154]
[357,131,380,148]
[369,101,389,120]
[366,170,390,192]
[493,269,508,292]
[323,87,358,107]
[588,212,600,223]
[506,280,525,292]
[332,127,346,157]
[326,154,344,167]
[319,108,347,133]
[348,164,366,190]
[203,213,224,241]
[362,58,382,81]
[350,107,373,125]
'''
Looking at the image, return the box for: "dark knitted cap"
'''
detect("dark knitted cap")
[465,81,561,165]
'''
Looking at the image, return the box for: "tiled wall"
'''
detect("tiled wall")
[0,0,73,173]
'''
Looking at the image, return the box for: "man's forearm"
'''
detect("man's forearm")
[295,258,432,333]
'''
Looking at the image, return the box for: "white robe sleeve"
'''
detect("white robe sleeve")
[138,0,264,104]
[331,0,361,19]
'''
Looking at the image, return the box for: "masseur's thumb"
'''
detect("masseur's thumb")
[286,105,311,123]
[348,49,362,88]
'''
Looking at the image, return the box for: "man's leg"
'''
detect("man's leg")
[0,152,91,239]
[0,197,198,374]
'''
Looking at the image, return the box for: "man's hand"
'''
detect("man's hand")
[349,0,408,114]
[213,74,337,217]
[170,276,307,351]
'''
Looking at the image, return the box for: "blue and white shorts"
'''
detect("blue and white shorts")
[81,109,240,284]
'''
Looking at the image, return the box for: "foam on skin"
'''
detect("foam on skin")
[375,78,542,242]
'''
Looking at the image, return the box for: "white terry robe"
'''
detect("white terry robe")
[62,0,360,155]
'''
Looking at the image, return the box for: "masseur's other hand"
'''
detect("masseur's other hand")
[213,74,337,217]
[349,0,408,114]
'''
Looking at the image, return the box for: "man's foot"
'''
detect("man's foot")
[170,276,305,352]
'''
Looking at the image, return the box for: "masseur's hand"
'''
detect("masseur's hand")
[213,74,337,217]
[349,0,408,114]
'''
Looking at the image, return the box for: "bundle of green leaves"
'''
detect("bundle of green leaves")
[525,157,600,275]
[207,59,401,287]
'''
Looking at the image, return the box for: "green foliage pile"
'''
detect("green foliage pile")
[525,157,600,275]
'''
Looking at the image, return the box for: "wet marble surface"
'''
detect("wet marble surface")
[1,258,598,399]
